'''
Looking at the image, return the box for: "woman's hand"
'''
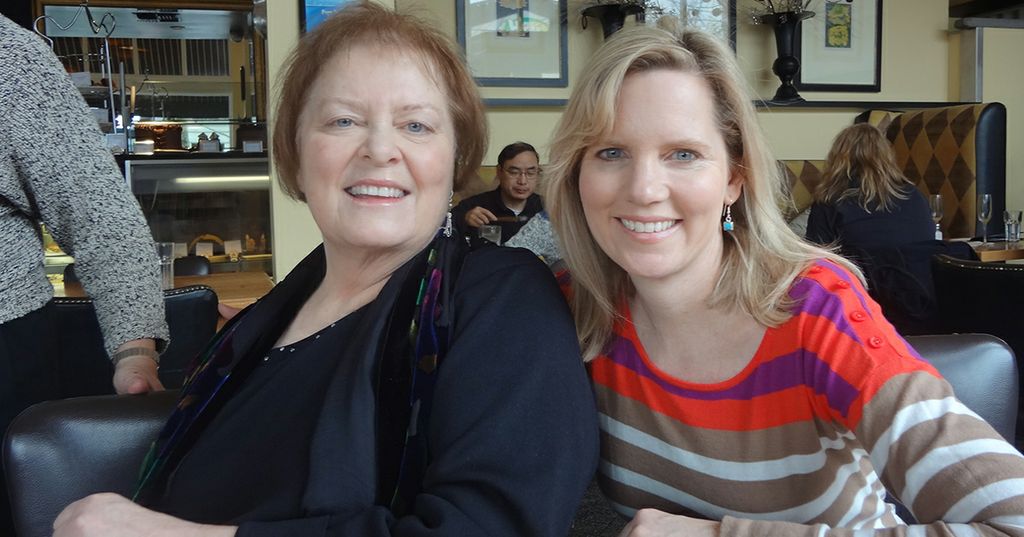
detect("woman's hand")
[112,339,164,395]
[53,493,236,537]
[618,509,720,537]
[463,206,497,228]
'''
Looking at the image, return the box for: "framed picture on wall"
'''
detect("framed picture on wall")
[643,0,737,51]
[300,0,355,32]
[795,0,882,92]
[455,0,568,87]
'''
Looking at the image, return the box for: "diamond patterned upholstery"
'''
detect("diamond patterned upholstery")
[780,160,826,219]
[858,103,1007,239]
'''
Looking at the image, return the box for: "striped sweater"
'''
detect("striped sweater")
[591,260,1024,537]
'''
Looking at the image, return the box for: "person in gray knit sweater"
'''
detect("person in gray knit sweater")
[0,13,170,532]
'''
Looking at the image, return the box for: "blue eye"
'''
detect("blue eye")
[334,118,353,128]
[597,148,623,160]
[406,122,426,133]
[672,150,696,161]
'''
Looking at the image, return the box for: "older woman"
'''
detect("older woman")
[52,4,597,537]
[545,24,1024,537]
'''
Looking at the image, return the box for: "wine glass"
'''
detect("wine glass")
[978,194,993,244]
[929,194,943,240]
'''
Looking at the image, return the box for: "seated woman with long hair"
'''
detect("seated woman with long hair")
[544,22,1024,537]
[805,123,933,248]
[807,123,966,334]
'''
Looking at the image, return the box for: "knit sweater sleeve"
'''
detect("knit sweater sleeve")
[4,24,168,355]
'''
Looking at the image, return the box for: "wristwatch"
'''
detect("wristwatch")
[111,346,160,367]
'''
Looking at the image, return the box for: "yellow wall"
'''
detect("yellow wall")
[396,0,953,164]
[981,28,1024,213]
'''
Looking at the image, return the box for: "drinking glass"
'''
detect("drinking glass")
[478,224,502,245]
[929,194,943,240]
[156,242,175,290]
[1004,209,1022,243]
[978,194,993,244]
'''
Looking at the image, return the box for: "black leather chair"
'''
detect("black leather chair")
[3,333,1015,537]
[931,254,1024,441]
[932,254,1024,360]
[62,263,79,284]
[173,255,212,276]
[53,285,218,394]
[841,241,977,336]
[2,391,177,537]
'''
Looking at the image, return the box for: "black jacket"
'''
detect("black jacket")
[145,238,599,536]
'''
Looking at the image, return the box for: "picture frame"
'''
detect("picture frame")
[300,0,354,33]
[455,0,568,88]
[796,0,882,92]
[644,0,737,51]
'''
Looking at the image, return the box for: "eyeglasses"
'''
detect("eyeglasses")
[503,167,540,179]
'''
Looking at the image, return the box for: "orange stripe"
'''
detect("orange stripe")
[592,358,843,430]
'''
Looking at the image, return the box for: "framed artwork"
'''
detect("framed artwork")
[796,0,882,92]
[455,0,568,87]
[644,0,737,51]
[300,0,354,32]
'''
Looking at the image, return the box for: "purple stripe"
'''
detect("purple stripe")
[817,260,871,311]
[604,335,860,417]
[788,279,861,344]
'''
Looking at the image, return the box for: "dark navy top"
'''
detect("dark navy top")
[158,306,367,523]
[805,186,934,248]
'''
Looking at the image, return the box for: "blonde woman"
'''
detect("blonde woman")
[545,23,1024,537]
[806,123,933,248]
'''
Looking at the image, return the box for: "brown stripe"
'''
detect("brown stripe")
[598,473,710,518]
[882,412,1008,496]
[601,430,879,518]
[908,452,1024,521]
[856,371,955,450]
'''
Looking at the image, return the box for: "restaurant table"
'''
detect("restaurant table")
[971,241,1024,262]
[55,271,275,327]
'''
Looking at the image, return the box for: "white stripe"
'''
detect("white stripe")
[945,479,1024,521]
[600,414,853,481]
[835,457,886,528]
[901,439,1024,507]
[815,525,829,537]
[985,515,1024,530]
[602,456,873,523]
[949,523,981,537]
[869,397,981,472]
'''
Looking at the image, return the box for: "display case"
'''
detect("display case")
[125,153,273,276]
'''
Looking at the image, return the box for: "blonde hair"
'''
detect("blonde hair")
[273,2,487,201]
[815,123,914,212]
[544,25,861,361]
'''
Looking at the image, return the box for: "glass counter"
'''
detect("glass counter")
[124,153,273,277]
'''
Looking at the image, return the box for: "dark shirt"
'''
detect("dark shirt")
[806,187,949,335]
[157,306,366,524]
[147,243,598,537]
[452,187,543,247]
[805,186,934,248]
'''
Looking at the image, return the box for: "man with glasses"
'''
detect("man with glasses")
[454,142,545,247]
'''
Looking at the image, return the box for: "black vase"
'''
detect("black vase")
[582,4,645,39]
[762,11,810,104]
